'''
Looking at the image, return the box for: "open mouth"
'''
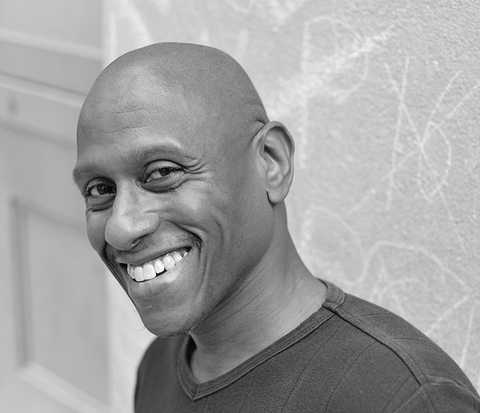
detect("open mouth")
[125,246,192,283]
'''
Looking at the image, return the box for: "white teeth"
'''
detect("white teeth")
[154,258,164,274]
[133,266,144,282]
[143,263,156,280]
[163,254,176,270]
[126,248,190,282]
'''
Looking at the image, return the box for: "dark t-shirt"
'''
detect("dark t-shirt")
[134,280,480,412]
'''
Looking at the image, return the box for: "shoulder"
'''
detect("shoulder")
[329,292,474,388]
[293,281,480,412]
[318,288,480,411]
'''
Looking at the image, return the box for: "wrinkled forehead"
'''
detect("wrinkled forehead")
[80,68,198,128]
[76,57,265,169]
[80,78,223,152]
[77,96,260,189]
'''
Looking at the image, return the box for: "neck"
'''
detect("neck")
[188,218,326,382]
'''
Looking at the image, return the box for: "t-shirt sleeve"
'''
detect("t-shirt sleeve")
[393,381,480,413]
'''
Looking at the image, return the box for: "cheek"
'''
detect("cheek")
[85,212,108,253]
[229,164,274,264]
[177,184,231,237]
[172,181,234,266]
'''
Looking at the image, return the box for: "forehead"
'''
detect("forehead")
[74,85,239,182]
[79,77,207,144]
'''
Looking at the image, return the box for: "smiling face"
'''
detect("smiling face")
[74,44,274,336]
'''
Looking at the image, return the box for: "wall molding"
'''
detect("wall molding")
[0,30,102,94]
[9,197,108,410]
[0,71,85,106]
[9,196,84,368]
[0,117,76,150]
[8,197,86,368]
[0,27,102,61]
[9,197,30,367]
[0,71,84,146]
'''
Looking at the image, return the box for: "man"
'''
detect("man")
[73,43,480,412]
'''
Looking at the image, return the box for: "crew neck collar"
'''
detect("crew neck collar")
[177,278,344,400]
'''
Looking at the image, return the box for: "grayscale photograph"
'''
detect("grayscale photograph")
[0,1,479,412]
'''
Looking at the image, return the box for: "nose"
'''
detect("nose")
[104,184,159,251]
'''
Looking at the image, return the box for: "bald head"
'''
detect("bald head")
[74,43,296,337]
[78,43,268,149]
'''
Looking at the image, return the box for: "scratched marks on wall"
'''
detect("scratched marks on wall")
[267,16,391,166]
[383,64,480,212]
[349,60,480,214]
[295,46,480,383]
[294,18,480,383]
[346,60,480,254]
[241,2,480,388]
[226,0,309,30]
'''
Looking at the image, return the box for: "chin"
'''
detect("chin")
[138,306,200,337]
[103,242,211,336]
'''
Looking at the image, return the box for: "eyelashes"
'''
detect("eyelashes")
[84,181,116,198]
[83,161,187,211]
[145,165,184,183]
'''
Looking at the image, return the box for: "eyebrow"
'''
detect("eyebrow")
[72,143,198,184]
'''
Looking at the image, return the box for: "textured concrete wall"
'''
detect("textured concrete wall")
[105,1,480,411]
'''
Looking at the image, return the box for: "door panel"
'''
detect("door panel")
[0,1,109,411]
[0,124,108,412]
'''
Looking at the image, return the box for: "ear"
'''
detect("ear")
[253,121,295,204]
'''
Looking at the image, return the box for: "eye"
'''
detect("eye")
[145,162,184,183]
[84,180,116,198]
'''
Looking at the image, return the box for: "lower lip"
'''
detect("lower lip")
[124,247,197,299]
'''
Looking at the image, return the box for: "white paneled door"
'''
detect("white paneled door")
[0,1,110,412]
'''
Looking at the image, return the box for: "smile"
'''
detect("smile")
[126,247,190,282]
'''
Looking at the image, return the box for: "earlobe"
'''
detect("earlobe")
[254,121,295,205]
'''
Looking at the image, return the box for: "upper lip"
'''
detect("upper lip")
[114,245,192,267]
